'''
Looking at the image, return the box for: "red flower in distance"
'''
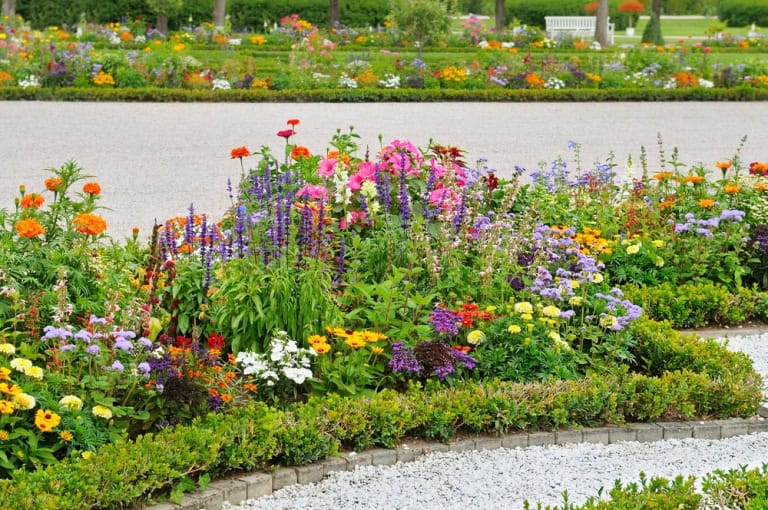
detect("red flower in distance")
[287,118,300,127]
[230,146,251,159]
[277,129,294,139]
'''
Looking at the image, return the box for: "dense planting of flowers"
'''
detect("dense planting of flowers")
[1,119,767,480]
[1,13,768,93]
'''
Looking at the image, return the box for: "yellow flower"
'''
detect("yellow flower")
[466,330,486,345]
[521,313,533,321]
[24,366,44,380]
[92,405,113,420]
[13,393,35,410]
[344,335,366,349]
[547,331,561,342]
[0,343,15,355]
[591,273,604,284]
[541,305,561,318]
[651,239,664,248]
[9,358,32,372]
[514,302,533,315]
[600,315,618,329]
[655,257,665,268]
[0,430,8,441]
[35,409,61,432]
[59,395,83,411]
[82,451,93,459]
[60,430,74,442]
[484,305,497,313]
[0,383,22,396]
[570,280,580,289]
[312,342,331,355]
[626,243,641,255]
[361,331,387,342]
[507,325,522,334]
[0,367,10,381]
[0,400,14,414]
[307,335,327,346]
[569,296,583,306]
[370,346,384,355]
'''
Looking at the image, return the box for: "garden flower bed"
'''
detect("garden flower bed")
[1,120,768,507]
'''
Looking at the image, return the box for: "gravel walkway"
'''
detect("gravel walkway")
[225,331,768,510]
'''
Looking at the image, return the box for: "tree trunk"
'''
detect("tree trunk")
[329,0,340,28]
[652,0,662,17]
[594,0,609,47]
[494,0,505,32]
[2,0,16,16]
[156,14,169,35]
[213,0,227,29]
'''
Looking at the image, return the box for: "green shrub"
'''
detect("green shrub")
[505,0,639,30]
[719,0,768,26]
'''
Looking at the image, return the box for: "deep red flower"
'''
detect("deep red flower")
[277,129,294,139]
[287,118,300,126]
[207,333,225,350]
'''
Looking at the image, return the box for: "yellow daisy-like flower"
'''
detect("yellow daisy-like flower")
[0,383,22,396]
[370,346,384,355]
[0,367,10,381]
[13,393,35,410]
[312,343,331,355]
[34,409,61,432]
[59,395,83,411]
[81,451,93,459]
[0,400,15,414]
[361,331,387,342]
[9,358,32,372]
[92,405,113,420]
[60,430,74,442]
[344,335,366,349]
[0,343,15,355]
[0,430,9,441]
[600,315,618,329]
[307,335,327,346]
[23,366,44,380]
[466,330,486,345]
[520,313,533,322]
[507,324,522,334]
[541,305,561,318]
[651,239,665,248]
[513,302,533,315]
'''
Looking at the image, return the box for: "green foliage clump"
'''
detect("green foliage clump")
[387,0,452,46]
[641,12,665,45]
[719,0,768,27]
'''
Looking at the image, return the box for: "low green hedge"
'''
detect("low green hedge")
[0,319,760,509]
[2,86,768,102]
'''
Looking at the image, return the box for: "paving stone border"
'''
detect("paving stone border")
[139,416,768,510]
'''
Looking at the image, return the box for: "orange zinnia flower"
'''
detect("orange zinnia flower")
[683,175,704,184]
[653,172,674,181]
[15,218,45,238]
[715,161,732,170]
[73,213,107,236]
[286,118,300,127]
[756,183,768,192]
[20,193,44,209]
[230,146,251,159]
[723,183,740,194]
[291,145,311,160]
[44,177,63,192]
[83,182,101,195]
[698,198,716,208]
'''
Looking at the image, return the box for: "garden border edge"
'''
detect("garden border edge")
[139,415,768,510]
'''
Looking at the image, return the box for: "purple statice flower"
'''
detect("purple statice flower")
[114,338,133,351]
[423,162,439,221]
[109,360,124,372]
[85,344,101,355]
[42,326,73,341]
[334,235,346,285]
[389,342,421,373]
[163,218,178,258]
[235,204,248,258]
[208,393,224,411]
[429,308,462,336]
[137,362,151,375]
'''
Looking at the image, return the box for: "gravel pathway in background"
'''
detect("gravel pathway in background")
[224,332,768,510]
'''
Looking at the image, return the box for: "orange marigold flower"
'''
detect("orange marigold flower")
[82,182,101,195]
[60,430,74,441]
[243,383,257,392]
[230,146,250,159]
[221,394,232,403]
[757,183,768,192]
[698,198,716,208]
[715,160,732,170]
[683,175,704,184]
[73,213,107,236]
[20,193,44,209]
[659,198,675,210]
[15,218,45,238]
[653,172,674,181]
[291,145,311,160]
[208,388,219,398]
[44,177,63,192]
[724,183,740,194]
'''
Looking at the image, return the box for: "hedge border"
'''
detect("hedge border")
[143,416,768,510]
[2,86,768,102]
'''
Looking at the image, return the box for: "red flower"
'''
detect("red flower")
[230,146,251,159]
[291,146,311,160]
[174,335,193,348]
[277,129,294,139]
[287,118,300,127]
[207,333,225,350]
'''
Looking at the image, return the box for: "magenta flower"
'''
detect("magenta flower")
[317,158,337,178]
[296,184,329,201]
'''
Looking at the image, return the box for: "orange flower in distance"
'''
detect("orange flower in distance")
[715,161,732,171]
[15,218,45,238]
[287,118,300,127]
[683,175,704,184]
[83,182,101,195]
[44,177,63,192]
[230,146,250,159]
[73,213,107,236]
[698,198,716,208]
[723,183,740,194]
[291,145,311,160]
[653,172,674,181]
[20,193,44,209]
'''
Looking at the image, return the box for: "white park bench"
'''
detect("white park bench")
[544,16,615,45]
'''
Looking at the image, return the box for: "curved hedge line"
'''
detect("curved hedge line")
[3,86,768,102]
[0,320,760,509]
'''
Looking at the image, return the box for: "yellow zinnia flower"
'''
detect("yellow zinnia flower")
[24,366,44,380]
[59,395,83,411]
[626,243,641,255]
[507,325,522,334]
[466,330,486,345]
[92,405,113,420]
[13,393,35,410]
[514,302,533,315]
[541,305,561,318]
[9,358,32,372]
[0,343,15,355]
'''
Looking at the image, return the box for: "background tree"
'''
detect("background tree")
[1,0,16,16]
[642,0,664,45]
[329,0,340,27]
[387,0,451,55]
[594,0,609,47]
[213,0,227,29]
[495,0,505,32]
[147,0,183,34]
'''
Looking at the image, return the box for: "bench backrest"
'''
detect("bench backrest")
[545,16,596,30]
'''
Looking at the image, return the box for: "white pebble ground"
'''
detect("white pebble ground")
[224,332,768,510]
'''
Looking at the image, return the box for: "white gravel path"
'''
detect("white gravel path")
[224,332,768,510]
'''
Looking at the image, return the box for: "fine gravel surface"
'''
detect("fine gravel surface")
[224,331,768,510]
[3,101,767,238]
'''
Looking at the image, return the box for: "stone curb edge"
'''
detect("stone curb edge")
[139,416,768,510]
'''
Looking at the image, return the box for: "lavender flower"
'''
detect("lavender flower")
[137,361,151,375]
[85,344,101,355]
[429,308,462,336]
[398,152,411,230]
[109,360,124,372]
[114,338,133,351]
[389,342,421,373]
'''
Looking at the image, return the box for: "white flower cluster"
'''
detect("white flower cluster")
[379,73,400,89]
[235,331,315,386]
[212,79,231,90]
[18,75,40,88]
[699,78,714,88]
[338,72,358,88]
[544,77,566,89]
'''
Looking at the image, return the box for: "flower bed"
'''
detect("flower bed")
[0,121,767,505]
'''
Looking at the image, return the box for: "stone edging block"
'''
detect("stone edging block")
[140,417,767,510]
